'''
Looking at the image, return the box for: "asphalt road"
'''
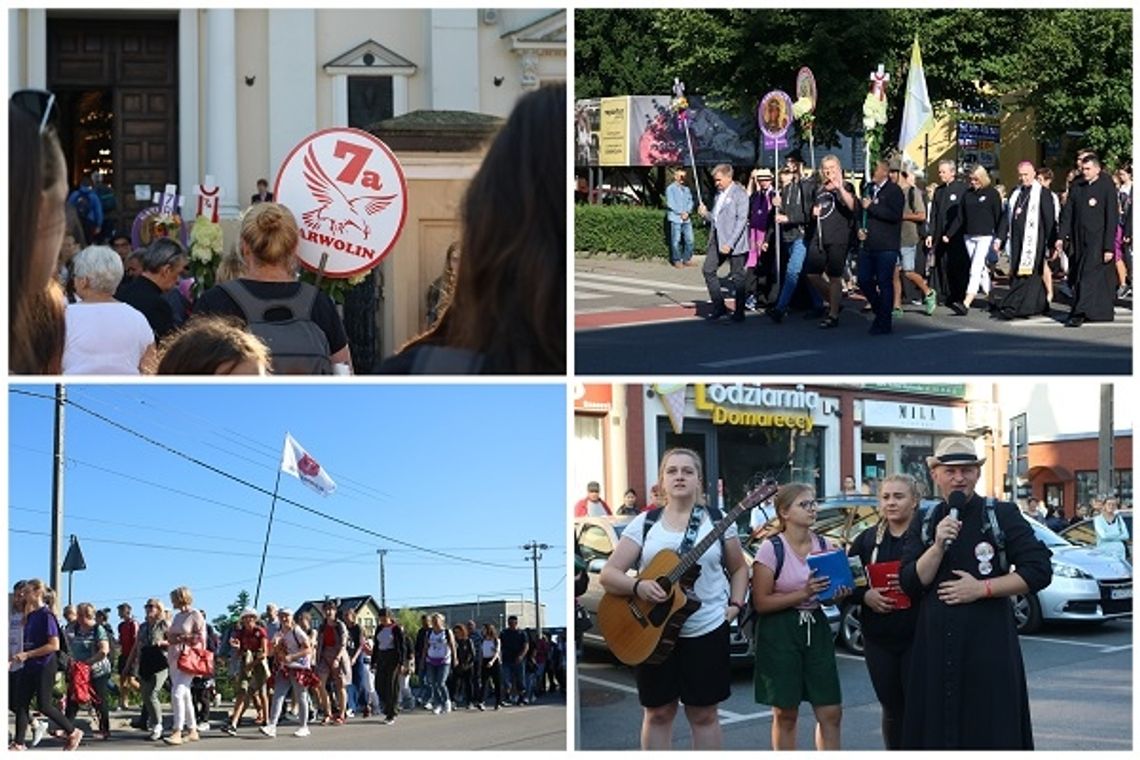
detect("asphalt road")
[12,693,567,751]
[575,255,1133,375]
[575,619,1132,750]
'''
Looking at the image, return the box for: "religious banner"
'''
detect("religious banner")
[130,183,188,250]
[758,90,794,151]
[274,127,407,278]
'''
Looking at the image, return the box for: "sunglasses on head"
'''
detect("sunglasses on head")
[10,89,58,135]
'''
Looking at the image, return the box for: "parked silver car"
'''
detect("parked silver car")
[574,514,839,668]
[1012,514,1132,633]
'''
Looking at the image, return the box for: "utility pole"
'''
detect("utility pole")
[1098,385,1114,497]
[377,549,388,609]
[50,384,66,593]
[522,541,549,632]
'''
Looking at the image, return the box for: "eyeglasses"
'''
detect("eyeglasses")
[795,499,819,510]
[144,604,157,609]
[10,89,58,135]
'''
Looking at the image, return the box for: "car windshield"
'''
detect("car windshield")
[1026,517,1071,547]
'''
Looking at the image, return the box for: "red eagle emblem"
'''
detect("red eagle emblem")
[301,145,396,240]
[297,453,321,478]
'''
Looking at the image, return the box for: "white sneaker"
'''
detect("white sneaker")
[383,717,395,725]
[444,700,452,713]
[150,726,163,742]
[259,725,277,738]
[197,721,210,732]
[293,727,311,738]
[432,705,442,715]
[423,702,434,711]
[31,719,48,747]
[345,709,354,718]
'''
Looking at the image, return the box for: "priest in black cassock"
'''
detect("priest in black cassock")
[1057,153,1119,326]
[993,161,1057,318]
[926,161,970,308]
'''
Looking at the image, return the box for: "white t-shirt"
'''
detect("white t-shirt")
[63,301,154,375]
[282,625,311,669]
[624,508,731,638]
[481,638,499,660]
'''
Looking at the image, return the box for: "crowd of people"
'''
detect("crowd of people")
[9,83,566,376]
[590,438,1055,750]
[680,149,1131,333]
[8,583,567,750]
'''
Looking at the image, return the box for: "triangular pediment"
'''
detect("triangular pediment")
[324,39,417,75]
[501,10,566,50]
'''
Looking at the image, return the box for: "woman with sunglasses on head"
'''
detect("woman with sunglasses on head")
[847,474,922,749]
[599,448,749,750]
[9,90,70,374]
[123,598,170,741]
[751,483,850,750]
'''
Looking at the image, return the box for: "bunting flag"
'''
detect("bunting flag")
[281,433,336,496]
[899,36,934,172]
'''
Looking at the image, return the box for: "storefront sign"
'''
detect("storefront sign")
[574,383,612,413]
[863,400,966,431]
[695,383,819,432]
[274,127,407,278]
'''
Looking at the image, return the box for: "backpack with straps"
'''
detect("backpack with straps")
[638,504,728,563]
[740,531,828,642]
[220,280,333,375]
[920,497,1008,574]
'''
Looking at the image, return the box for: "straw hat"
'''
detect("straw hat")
[926,436,986,468]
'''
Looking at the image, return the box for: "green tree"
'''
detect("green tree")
[575,10,673,99]
[395,607,424,635]
[212,589,251,633]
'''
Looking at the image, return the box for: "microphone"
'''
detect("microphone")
[944,491,967,549]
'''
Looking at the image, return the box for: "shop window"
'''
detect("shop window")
[1044,483,1064,510]
[899,443,935,499]
[1114,469,1132,504]
[1075,471,1099,507]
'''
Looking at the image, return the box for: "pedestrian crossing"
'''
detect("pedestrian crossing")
[574,271,707,313]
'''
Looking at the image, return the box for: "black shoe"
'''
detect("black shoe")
[803,306,828,320]
[949,302,968,316]
[818,316,840,329]
[765,307,785,323]
[730,310,746,323]
[1065,316,1085,327]
[868,323,892,335]
[706,303,728,320]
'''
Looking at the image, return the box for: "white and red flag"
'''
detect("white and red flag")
[281,432,336,496]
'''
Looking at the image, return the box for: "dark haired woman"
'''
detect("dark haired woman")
[381,83,566,374]
[9,94,69,373]
[599,448,748,749]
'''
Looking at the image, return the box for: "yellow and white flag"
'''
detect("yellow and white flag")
[899,36,934,173]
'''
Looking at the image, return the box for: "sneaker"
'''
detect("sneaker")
[63,728,83,751]
[477,703,485,712]
[149,726,163,742]
[259,725,277,738]
[923,288,937,315]
[31,719,47,747]
[221,723,237,736]
[433,705,443,715]
[293,727,311,738]
[186,729,200,742]
[345,709,355,718]
[197,722,210,732]
[949,301,968,316]
[891,307,904,318]
[162,732,183,746]
[383,717,395,725]
[744,294,757,312]
[423,702,435,712]
[445,700,453,713]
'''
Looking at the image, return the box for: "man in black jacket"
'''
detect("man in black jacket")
[858,159,905,335]
[926,160,969,307]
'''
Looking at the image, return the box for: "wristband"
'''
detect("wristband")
[632,579,642,599]
[729,600,745,613]
[984,580,993,599]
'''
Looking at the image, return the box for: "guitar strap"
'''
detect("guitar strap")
[677,505,706,556]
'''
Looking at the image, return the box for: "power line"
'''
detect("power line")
[10,389,527,570]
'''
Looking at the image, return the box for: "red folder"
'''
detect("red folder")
[866,560,911,610]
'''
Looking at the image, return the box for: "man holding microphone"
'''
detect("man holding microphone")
[898,437,1051,749]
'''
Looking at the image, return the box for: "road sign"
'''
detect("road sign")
[61,535,86,572]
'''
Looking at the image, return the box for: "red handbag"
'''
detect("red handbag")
[177,645,215,677]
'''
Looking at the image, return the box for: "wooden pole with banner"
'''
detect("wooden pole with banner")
[672,79,703,209]
[760,90,794,300]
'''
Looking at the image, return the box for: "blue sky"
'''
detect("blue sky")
[7,383,567,627]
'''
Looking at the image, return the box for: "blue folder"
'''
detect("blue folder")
[806,549,855,603]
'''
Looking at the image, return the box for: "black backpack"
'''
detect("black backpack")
[220,280,333,375]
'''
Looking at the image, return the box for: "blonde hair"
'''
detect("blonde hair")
[170,586,194,609]
[971,165,992,188]
[145,597,165,617]
[875,474,924,544]
[240,202,298,267]
[215,247,246,283]
[774,482,814,532]
[656,448,704,496]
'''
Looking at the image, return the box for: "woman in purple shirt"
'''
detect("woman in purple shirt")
[8,578,83,751]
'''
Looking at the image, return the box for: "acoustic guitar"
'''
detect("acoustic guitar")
[597,479,779,666]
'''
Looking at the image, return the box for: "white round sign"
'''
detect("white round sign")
[274,127,408,278]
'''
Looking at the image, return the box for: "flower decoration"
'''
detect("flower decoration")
[187,216,224,297]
